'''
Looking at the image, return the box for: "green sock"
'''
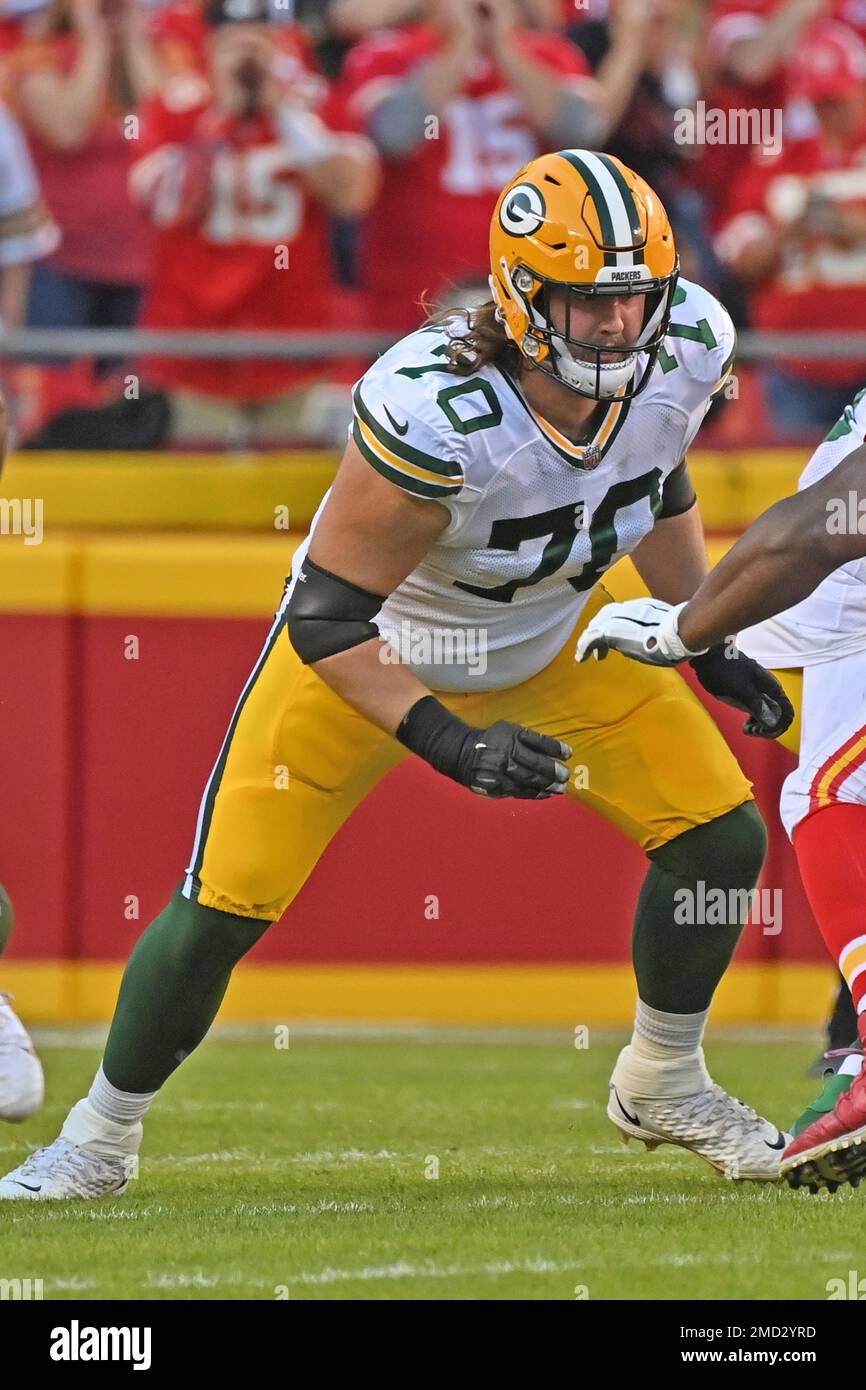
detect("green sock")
[632,801,767,1014]
[102,886,270,1094]
[791,1072,854,1138]
[0,883,14,957]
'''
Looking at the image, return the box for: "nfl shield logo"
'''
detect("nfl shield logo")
[580,445,601,471]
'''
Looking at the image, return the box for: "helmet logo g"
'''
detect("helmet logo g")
[499,183,546,238]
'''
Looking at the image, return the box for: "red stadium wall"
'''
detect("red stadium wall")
[0,449,838,1026]
[0,604,832,1027]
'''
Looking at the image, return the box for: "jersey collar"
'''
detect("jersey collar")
[497,370,631,470]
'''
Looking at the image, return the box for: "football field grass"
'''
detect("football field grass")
[1,1027,863,1301]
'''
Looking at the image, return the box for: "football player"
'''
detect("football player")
[576,394,866,1192]
[0,884,44,1123]
[0,150,795,1200]
[0,378,44,1123]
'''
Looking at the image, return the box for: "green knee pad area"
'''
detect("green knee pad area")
[649,800,768,889]
[634,802,769,1015]
[102,885,271,1094]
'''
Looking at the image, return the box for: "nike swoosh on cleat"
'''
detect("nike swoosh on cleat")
[764,1131,786,1151]
[613,1086,641,1127]
[12,1181,41,1192]
[383,406,410,436]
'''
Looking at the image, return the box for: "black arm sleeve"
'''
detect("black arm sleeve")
[286,554,386,664]
[659,459,697,519]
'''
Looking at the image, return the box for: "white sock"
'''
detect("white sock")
[87,1065,157,1127]
[839,1053,864,1079]
[612,999,711,1099]
[60,1097,143,1155]
[633,999,708,1056]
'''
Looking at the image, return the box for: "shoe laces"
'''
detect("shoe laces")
[13,1139,113,1185]
[824,1044,864,1064]
[674,1084,767,1136]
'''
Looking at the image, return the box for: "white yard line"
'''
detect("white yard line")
[135,1258,588,1292]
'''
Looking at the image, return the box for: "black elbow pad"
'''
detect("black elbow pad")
[659,459,697,519]
[286,554,386,664]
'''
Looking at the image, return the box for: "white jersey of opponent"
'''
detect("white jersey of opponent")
[736,387,866,838]
[288,277,735,692]
[739,388,866,670]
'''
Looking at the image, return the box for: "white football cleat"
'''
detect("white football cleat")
[608,1069,790,1182]
[0,993,44,1121]
[0,1098,142,1199]
[0,1137,138,1200]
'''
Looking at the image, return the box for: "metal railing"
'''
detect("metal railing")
[0,328,864,361]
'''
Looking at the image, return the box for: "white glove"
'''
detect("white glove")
[575,598,709,667]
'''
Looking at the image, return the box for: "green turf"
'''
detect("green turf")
[0,1029,863,1301]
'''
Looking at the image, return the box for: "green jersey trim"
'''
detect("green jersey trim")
[352,383,464,499]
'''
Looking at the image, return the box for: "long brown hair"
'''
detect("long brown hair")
[422,300,523,380]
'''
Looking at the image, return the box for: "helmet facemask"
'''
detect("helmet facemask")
[496,259,680,402]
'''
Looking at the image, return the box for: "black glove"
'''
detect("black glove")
[396,696,572,799]
[689,644,795,739]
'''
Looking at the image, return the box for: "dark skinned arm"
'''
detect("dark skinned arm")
[677,443,866,651]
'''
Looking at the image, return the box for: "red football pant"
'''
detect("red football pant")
[795,803,866,1014]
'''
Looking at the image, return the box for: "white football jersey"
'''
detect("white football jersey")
[288,277,735,691]
[738,388,866,670]
[0,102,59,271]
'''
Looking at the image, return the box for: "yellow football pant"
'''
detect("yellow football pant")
[768,668,803,757]
[184,582,764,922]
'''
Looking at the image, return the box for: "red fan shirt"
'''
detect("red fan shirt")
[133,79,345,400]
[337,25,592,331]
[716,127,866,384]
[6,31,151,284]
[697,0,866,222]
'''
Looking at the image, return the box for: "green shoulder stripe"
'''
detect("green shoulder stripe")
[352,384,463,481]
[352,421,462,501]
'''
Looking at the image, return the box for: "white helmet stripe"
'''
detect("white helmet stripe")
[562,149,639,269]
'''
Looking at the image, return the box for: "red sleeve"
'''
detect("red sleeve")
[135,83,205,160]
[130,85,222,228]
[714,152,775,258]
[719,152,773,225]
[336,26,435,122]
[517,30,591,79]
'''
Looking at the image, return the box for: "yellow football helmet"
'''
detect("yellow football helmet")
[489,149,679,400]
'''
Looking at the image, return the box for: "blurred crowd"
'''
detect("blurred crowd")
[0,0,864,448]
